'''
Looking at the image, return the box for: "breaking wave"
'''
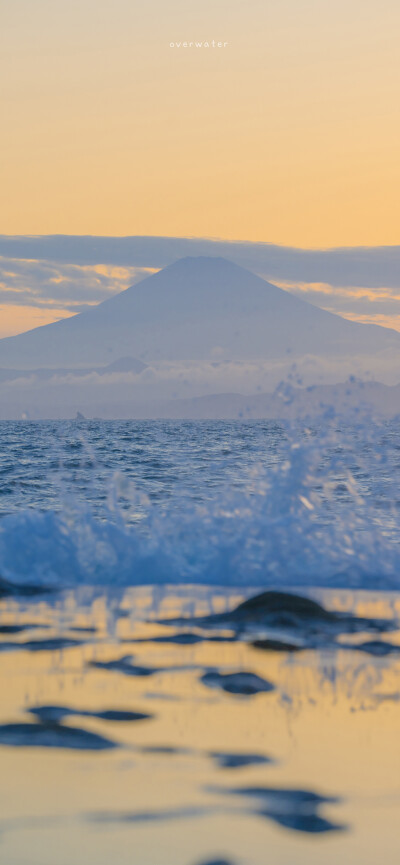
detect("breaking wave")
[1,414,400,590]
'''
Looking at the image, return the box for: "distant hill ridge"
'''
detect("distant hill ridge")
[1,377,399,421]
[154,379,398,420]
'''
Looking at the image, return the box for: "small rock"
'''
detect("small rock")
[201,671,275,696]
[0,722,117,751]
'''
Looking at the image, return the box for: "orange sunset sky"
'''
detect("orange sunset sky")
[1,0,400,337]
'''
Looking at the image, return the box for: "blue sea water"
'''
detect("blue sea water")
[1,419,400,865]
[1,417,400,590]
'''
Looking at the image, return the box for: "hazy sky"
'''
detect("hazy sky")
[1,0,400,248]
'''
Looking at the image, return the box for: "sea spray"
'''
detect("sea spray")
[0,413,400,590]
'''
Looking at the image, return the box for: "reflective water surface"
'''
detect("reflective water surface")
[0,586,399,865]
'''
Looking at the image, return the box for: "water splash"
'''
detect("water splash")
[1,414,400,590]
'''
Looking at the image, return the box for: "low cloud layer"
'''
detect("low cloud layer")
[1,235,400,288]
[3,350,400,421]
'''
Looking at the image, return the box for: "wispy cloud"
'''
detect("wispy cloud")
[0,257,152,311]
[273,280,400,330]
[0,256,155,335]
[1,235,400,288]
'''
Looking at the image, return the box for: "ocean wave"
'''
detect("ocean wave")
[1,416,400,591]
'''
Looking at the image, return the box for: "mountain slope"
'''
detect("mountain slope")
[0,256,399,370]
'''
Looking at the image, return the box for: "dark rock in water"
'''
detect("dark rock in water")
[266,810,343,834]
[129,632,204,646]
[127,632,236,646]
[157,590,328,630]
[0,576,51,598]
[350,640,400,657]
[28,704,152,725]
[252,638,303,653]
[201,671,275,696]
[89,656,160,677]
[23,636,82,652]
[0,636,83,654]
[227,785,338,806]
[234,591,334,623]
[0,722,117,750]
[213,785,345,834]
[28,705,77,724]
[0,623,49,635]
[158,589,396,638]
[224,590,393,635]
[89,655,198,678]
[210,751,272,769]
[95,709,151,722]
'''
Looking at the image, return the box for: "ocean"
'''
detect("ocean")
[1,417,400,865]
[1,417,400,590]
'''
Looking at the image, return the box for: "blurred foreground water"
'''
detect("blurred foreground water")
[1,418,400,862]
[0,585,400,865]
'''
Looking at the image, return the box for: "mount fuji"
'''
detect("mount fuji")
[0,256,399,370]
[1,256,400,417]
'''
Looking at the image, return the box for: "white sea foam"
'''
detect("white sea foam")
[1,414,400,590]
